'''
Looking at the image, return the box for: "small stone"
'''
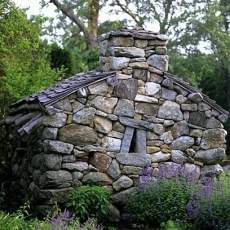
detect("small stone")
[171,150,188,164]
[72,101,85,113]
[59,124,98,146]
[147,146,161,154]
[163,120,174,127]
[54,98,72,112]
[162,78,173,89]
[134,94,158,103]
[72,172,83,180]
[91,153,112,172]
[82,172,112,185]
[181,104,198,111]
[218,114,228,123]
[160,131,173,144]
[153,124,165,135]
[114,99,135,117]
[182,163,200,181]
[73,107,96,125]
[186,148,196,157]
[42,127,58,140]
[110,36,134,46]
[91,96,118,114]
[201,164,223,177]
[176,95,187,104]
[43,113,67,128]
[62,162,88,171]
[108,131,123,139]
[111,57,130,70]
[171,136,194,151]
[112,187,138,205]
[161,88,177,100]
[200,129,227,149]
[88,81,109,95]
[113,176,133,191]
[206,117,222,129]
[198,102,211,111]
[62,155,76,163]
[147,54,168,71]
[133,69,148,81]
[83,145,106,153]
[129,62,148,69]
[145,82,161,96]
[135,39,148,48]
[43,140,74,154]
[161,144,171,153]
[189,112,207,128]
[117,73,132,80]
[43,154,62,170]
[107,114,118,121]
[135,102,159,116]
[188,93,203,103]
[102,137,121,152]
[73,149,88,158]
[147,131,159,140]
[151,151,171,163]
[195,148,226,165]
[158,101,183,121]
[205,110,212,118]
[109,47,145,58]
[116,153,151,167]
[94,116,112,134]
[122,166,142,175]
[190,129,203,138]
[107,160,121,179]
[171,121,189,138]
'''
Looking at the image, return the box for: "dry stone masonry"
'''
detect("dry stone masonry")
[1,28,229,217]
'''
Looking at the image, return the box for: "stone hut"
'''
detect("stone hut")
[1,28,229,216]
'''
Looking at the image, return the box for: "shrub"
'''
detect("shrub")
[189,175,230,230]
[127,178,190,227]
[67,185,111,222]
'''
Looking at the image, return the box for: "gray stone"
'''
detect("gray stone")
[43,112,67,128]
[112,187,138,205]
[82,172,112,185]
[147,131,159,140]
[113,122,125,133]
[73,107,96,125]
[171,150,187,164]
[129,62,148,69]
[111,57,130,70]
[188,93,203,103]
[198,102,211,111]
[190,129,203,138]
[116,152,151,167]
[54,99,72,112]
[206,117,222,129]
[91,96,118,113]
[122,166,142,175]
[107,160,121,179]
[114,79,138,100]
[42,127,58,140]
[189,112,207,128]
[43,154,62,170]
[163,120,174,127]
[59,124,98,146]
[113,176,133,191]
[151,151,171,163]
[39,170,72,189]
[72,172,83,180]
[62,162,88,171]
[153,124,165,135]
[181,104,197,111]
[32,154,43,169]
[171,136,194,151]
[114,99,134,117]
[135,129,147,153]
[120,127,135,153]
[109,47,145,58]
[43,140,74,154]
[145,82,161,96]
[133,69,148,81]
[119,117,154,130]
[200,129,226,149]
[135,102,159,116]
[176,95,187,104]
[108,131,123,139]
[62,155,76,163]
[201,164,223,177]
[94,116,112,134]
[171,121,189,138]
[218,114,228,123]
[102,137,121,152]
[160,131,173,144]
[157,162,182,178]
[107,114,118,121]
[182,163,200,181]
[135,39,148,48]
[134,94,158,103]
[73,149,88,158]
[195,148,226,164]
[110,36,134,46]
[83,145,106,153]
[72,101,85,113]
[162,78,173,89]
[147,54,168,71]
[88,81,109,95]
[161,88,177,100]
[158,101,183,121]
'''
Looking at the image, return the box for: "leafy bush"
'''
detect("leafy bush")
[127,178,190,227]
[67,185,111,222]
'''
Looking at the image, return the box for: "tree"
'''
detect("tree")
[0,1,61,118]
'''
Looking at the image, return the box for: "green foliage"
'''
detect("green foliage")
[67,185,111,222]
[0,1,61,118]
[161,220,184,230]
[127,179,190,227]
